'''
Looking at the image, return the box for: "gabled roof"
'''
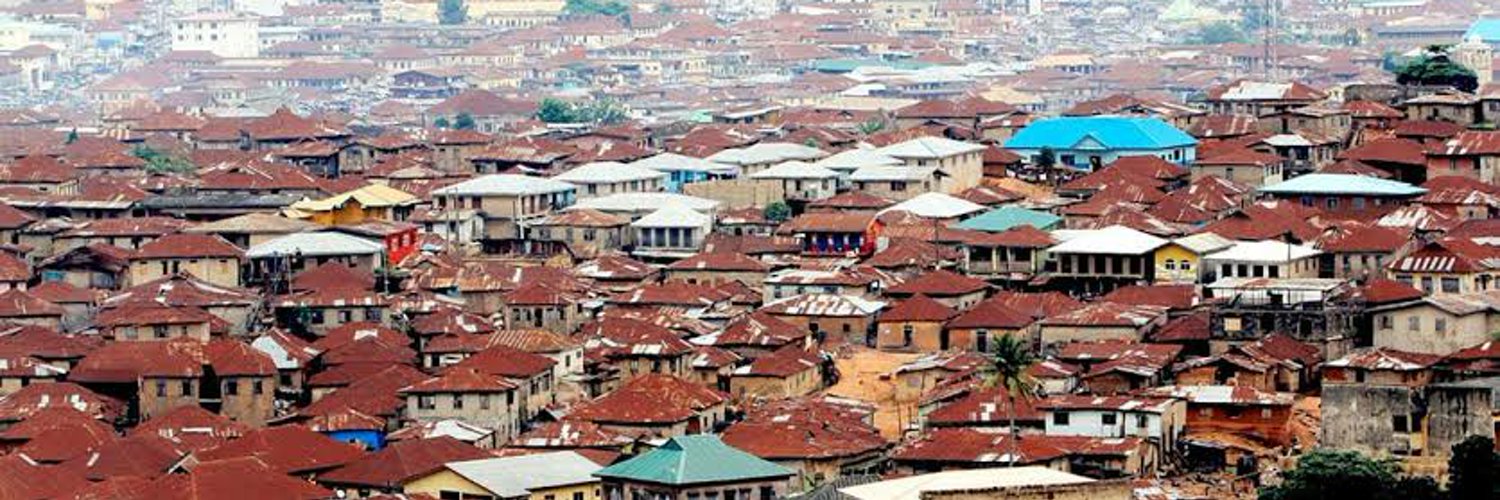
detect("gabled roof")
[946,295,1033,329]
[879,295,959,323]
[432,174,576,197]
[1258,173,1425,197]
[131,233,244,260]
[246,231,383,258]
[442,452,603,498]
[881,193,986,219]
[595,435,792,485]
[1004,116,1196,150]
[875,136,986,159]
[953,206,1061,233]
[1048,225,1167,255]
[667,252,770,272]
[1039,302,1167,328]
[1325,347,1440,372]
[886,269,987,297]
[568,374,726,427]
[317,436,489,488]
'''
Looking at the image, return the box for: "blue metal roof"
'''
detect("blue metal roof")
[1257,173,1427,197]
[1465,19,1500,42]
[1003,116,1197,151]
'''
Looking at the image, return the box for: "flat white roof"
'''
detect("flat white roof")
[1048,225,1168,255]
[630,153,739,174]
[432,174,577,197]
[1203,240,1321,263]
[631,204,713,228]
[816,148,902,170]
[554,162,668,184]
[880,192,986,219]
[706,142,827,165]
[840,467,1095,500]
[850,165,938,182]
[748,160,840,180]
[876,136,986,159]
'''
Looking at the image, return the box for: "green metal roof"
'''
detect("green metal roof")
[952,206,1063,233]
[1257,173,1426,197]
[594,435,793,486]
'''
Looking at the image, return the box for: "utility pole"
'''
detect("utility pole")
[1261,0,1277,79]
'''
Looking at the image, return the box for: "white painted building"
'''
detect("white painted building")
[1036,394,1186,464]
[171,12,260,58]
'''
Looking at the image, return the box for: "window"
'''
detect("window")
[1436,318,1447,332]
[1101,413,1117,425]
[1053,412,1070,425]
[1137,415,1148,428]
[1393,415,1409,433]
[181,380,193,397]
[480,394,491,409]
[418,395,436,409]
[253,380,264,395]
[153,325,169,339]
[225,380,238,395]
[1442,278,1461,293]
[891,181,907,191]
[1408,316,1420,332]
[1164,259,1175,271]
[156,380,167,397]
[453,395,466,410]
[1379,315,1392,330]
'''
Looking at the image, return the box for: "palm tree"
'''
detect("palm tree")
[988,334,1039,467]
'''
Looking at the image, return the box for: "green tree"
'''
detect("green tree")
[763,201,791,222]
[64,128,78,144]
[1395,45,1479,93]
[454,113,476,130]
[439,0,467,24]
[1241,2,1268,34]
[433,116,451,128]
[537,98,577,123]
[1189,21,1246,44]
[1036,147,1056,168]
[577,100,628,124]
[131,145,195,175]
[1258,449,1439,500]
[1449,436,1499,500]
[857,119,884,135]
[988,334,1037,468]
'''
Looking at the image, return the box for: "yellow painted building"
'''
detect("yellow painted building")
[1154,233,1233,284]
[288,184,419,226]
[404,451,603,500]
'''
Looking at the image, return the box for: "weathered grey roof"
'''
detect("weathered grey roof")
[246,231,384,258]
[445,451,602,498]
